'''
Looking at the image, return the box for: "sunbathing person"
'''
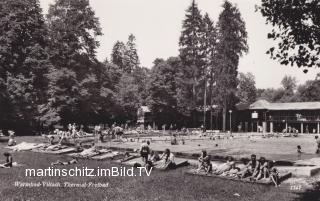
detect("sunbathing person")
[266,160,279,187]
[51,159,78,166]
[254,157,268,180]
[150,150,160,163]
[159,149,176,170]
[239,154,259,179]
[221,163,240,177]
[7,131,16,146]
[197,150,212,174]
[0,152,13,168]
[212,156,235,175]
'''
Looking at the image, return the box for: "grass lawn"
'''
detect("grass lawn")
[0,136,319,201]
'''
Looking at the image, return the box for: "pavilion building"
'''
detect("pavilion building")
[236,99,320,133]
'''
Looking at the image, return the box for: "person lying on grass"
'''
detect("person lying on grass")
[212,156,235,175]
[51,159,78,166]
[0,152,13,168]
[253,157,268,181]
[159,149,175,170]
[239,154,259,179]
[266,160,279,187]
[221,162,241,177]
[196,150,212,174]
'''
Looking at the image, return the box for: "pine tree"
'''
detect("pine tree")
[111,41,126,70]
[215,1,248,131]
[179,0,205,126]
[123,34,140,73]
[202,13,218,130]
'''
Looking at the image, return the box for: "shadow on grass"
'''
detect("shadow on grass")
[295,182,320,201]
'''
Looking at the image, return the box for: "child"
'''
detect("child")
[297,145,302,154]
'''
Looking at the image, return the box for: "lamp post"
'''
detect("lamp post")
[229,110,232,133]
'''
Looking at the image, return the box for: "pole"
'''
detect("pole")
[229,110,232,134]
[229,112,232,133]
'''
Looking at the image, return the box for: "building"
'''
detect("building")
[237,99,320,133]
[137,106,153,128]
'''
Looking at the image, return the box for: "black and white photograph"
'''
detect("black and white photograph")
[0,0,320,200]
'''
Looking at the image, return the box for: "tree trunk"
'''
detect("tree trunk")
[203,76,207,130]
[222,97,227,132]
[192,79,196,127]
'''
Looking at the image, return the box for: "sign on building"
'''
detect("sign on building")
[252,111,258,119]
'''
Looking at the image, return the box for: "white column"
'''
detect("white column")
[263,122,267,133]
[317,123,319,134]
[270,122,273,133]
[301,123,303,134]
[285,122,288,131]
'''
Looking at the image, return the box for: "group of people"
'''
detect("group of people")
[196,151,280,187]
[139,141,176,170]
[50,123,89,144]
[95,123,125,142]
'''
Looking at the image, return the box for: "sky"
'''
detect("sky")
[39,0,320,88]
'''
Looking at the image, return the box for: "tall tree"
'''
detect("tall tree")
[123,34,140,73]
[179,0,205,126]
[215,1,248,131]
[45,0,103,125]
[0,0,52,131]
[259,0,320,72]
[111,41,126,70]
[202,13,218,129]
[237,72,256,104]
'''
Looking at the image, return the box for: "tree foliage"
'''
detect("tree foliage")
[0,0,52,130]
[237,72,256,104]
[44,0,103,125]
[259,0,320,72]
